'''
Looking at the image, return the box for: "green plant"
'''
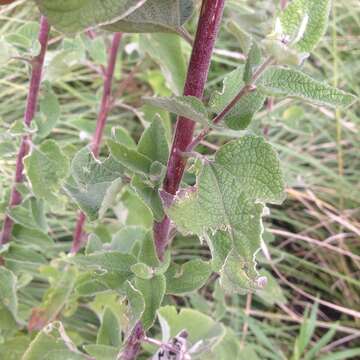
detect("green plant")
[0,1,358,359]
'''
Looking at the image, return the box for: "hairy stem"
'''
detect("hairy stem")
[0,17,50,245]
[117,321,145,360]
[153,0,225,260]
[71,32,122,254]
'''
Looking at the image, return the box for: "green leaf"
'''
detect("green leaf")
[108,140,152,175]
[259,66,357,108]
[112,126,136,149]
[2,243,47,276]
[206,230,232,273]
[34,0,148,34]
[210,66,266,130]
[5,22,40,56]
[24,140,69,204]
[28,267,77,331]
[0,268,18,322]
[143,96,209,125]
[165,259,211,295]
[131,263,153,279]
[103,0,194,33]
[122,281,145,338]
[35,84,61,139]
[64,147,123,221]
[137,231,160,268]
[22,322,88,360]
[279,0,331,52]
[85,233,103,255]
[164,135,285,292]
[121,188,154,228]
[12,225,54,252]
[243,42,261,84]
[131,175,164,221]
[83,344,119,360]
[0,336,31,360]
[8,198,48,233]
[137,115,169,165]
[139,33,186,95]
[97,307,121,347]
[135,274,166,329]
[157,306,225,356]
[68,251,136,275]
[110,226,147,253]
[255,269,287,306]
[225,20,252,55]
[0,38,17,66]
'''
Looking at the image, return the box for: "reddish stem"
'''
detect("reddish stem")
[117,321,145,360]
[0,17,50,245]
[280,0,288,10]
[153,0,225,259]
[71,32,122,254]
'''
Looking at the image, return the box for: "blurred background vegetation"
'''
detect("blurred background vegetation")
[0,0,359,358]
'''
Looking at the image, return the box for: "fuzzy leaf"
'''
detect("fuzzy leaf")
[165,259,212,295]
[0,38,17,66]
[210,66,266,130]
[135,274,166,329]
[24,140,69,204]
[83,345,118,360]
[144,96,209,125]
[28,267,77,331]
[131,263,153,280]
[137,115,169,165]
[279,0,331,52]
[165,135,285,292]
[260,66,357,108]
[34,0,147,34]
[0,268,18,322]
[139,33,186,95]
[68,252,136,275]
[22,322,87,360]
[131,175,164,222]
[97,307,121,347]
[103,0,194,33]
[36,84,60,139]
[110,226,147,253]
[225,20,252,55]
[64,147,123,221]
[108,140,152,176]
[122,281,145,338]
[243,42,261,84]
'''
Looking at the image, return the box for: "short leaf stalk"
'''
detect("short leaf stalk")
[154,0,225,259]
[0,16,50,245]
[71,32,122,254]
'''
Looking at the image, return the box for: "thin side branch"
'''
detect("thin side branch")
[71,32,122,254]
[187,56,274,152]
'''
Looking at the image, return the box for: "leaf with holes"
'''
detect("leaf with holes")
[163,135,285,292]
